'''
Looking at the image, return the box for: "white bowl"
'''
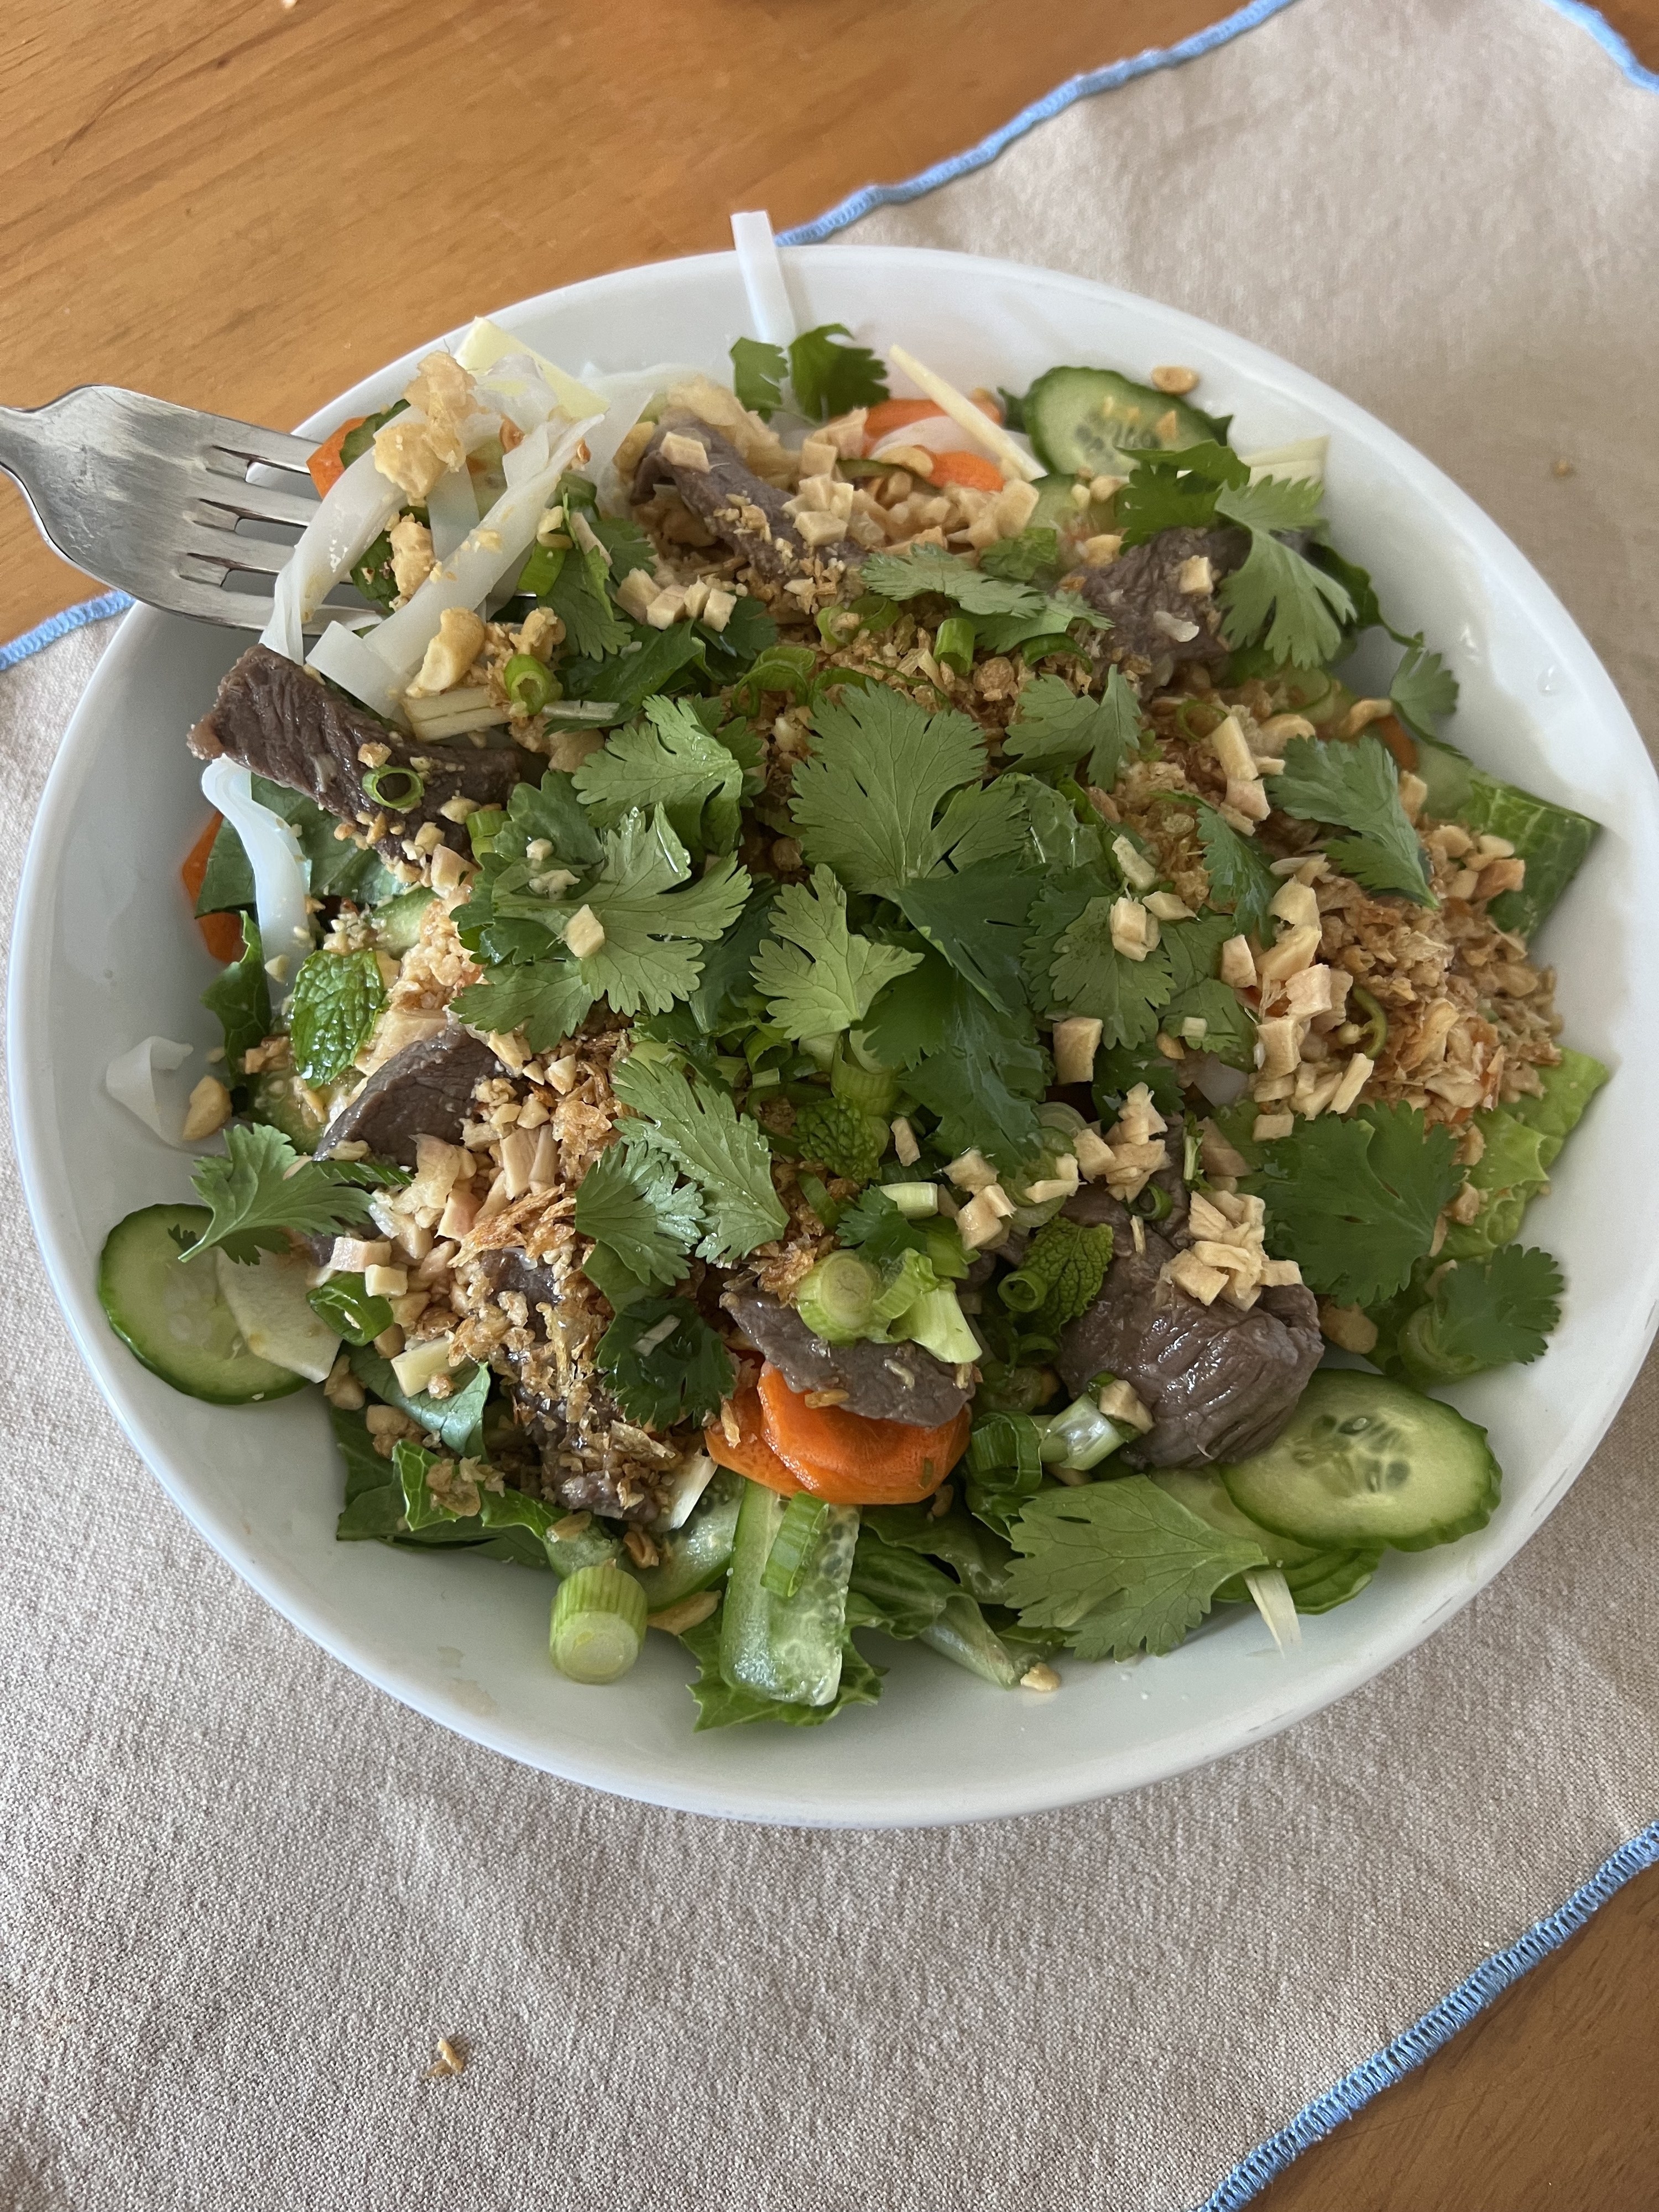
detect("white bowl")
[12,247,1659,1827]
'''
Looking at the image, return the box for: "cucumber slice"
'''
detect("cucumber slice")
[1024,366,1228,478]
[720,1479,858,1707]
[633,1469,743,1610]
[215,1249,341,1383]
[1220,1372,1500,1552]
[373,887,435,957]
[1281,1549,1383,1613]
[248,1070,327,1154]
[98,1205,307,1405]
[1150,1466,1323,1566]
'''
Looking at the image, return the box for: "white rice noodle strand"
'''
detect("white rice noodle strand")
[199,755,314,998]
[426,465,478,562]
[260,445,404,663]
[731,210,796,347]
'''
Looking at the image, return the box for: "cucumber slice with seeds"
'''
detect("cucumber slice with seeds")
[1220,1372,1500,1553]
[1024,366,1229,478]
[98,1204,308,1405]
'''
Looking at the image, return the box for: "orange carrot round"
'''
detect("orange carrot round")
[307,416,366,497]
[755,1364,971,1506]
[930,450,1004,494]
[705,1389,803,1496]
[862,398,945,449]
[181,813,246,962]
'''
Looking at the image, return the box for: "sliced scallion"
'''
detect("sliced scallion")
[830,1037,897,1115]
[1039,1394,1133,1473]
[362,764,424,810]
[761,1493,832,1600]
[934,615,976,676]
[549,1563,647,1684]
[503,652,557,715]
[879,1181,940,1219]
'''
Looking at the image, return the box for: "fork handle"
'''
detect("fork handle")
[0,401,54,489]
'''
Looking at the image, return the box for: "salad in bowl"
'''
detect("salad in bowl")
[95,300,1605,1733]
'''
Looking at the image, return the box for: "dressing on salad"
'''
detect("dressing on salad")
[99,283,1606,1729]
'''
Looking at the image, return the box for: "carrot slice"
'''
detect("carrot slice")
[1372,712,1418,773]
[755,1364,971,1507]
[704,1389,803,1496]
[930,450,1005,494]
[861,398,945,448]
[307,416,366,497]
[181,813,246,962]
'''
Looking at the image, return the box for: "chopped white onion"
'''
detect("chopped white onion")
[426,465,478,562]
[260,445,404,663]
[105,1036,194,1145]
[1241,435,1329,486]
[1191,1055,1252,1108]
[1244,1566,1303,1653]
[200,756,313,996]
[730,209,796,346]
[365,414,600,685]
[887,343,1044,483]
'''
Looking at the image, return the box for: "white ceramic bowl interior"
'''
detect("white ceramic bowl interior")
[12,246,1659,1827]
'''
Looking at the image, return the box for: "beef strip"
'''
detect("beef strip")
[1056,1260,1322,1469]
[1076,525,1248,675]
[319,1027,498,1166]
[723,1288,972,1428]
[187,643,520,862]
[632,411,858,581]
[471,1247,663,1523]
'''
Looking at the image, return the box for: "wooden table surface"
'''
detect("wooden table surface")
[4,1,1657,2200]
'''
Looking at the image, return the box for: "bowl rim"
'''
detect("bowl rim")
[11,241,1659,1827]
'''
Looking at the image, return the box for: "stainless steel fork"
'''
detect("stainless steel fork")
[0,385,332,632]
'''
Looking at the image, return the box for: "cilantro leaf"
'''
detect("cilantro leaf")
[479,768,602,873]
[1115,441,1246,544]
[787,322,889,421]
[1088,667,1146,788]
[730,336,786,418]
[1021,866,1107,1006]
[834,1187,968,1279]
[973,591,1112,658]
[1014,778,1110,873]
[573,1145,701,1289]
[596,1297,734,1429]
[859,547,1050,619]
[1049,898,1175,1048]
[1271,734,1433,904]
[539,542,632,659]
[1395,1244,1564,1383]
[1166,977,1257,1069]
[288,948,386,1085]
[978,528,1061,583]
[1005,1478,1265,1660]
[202,913,270,1076]
[1216,472,1327,536]
[588,512,657,580]
[1306,539,1384,649]
[752,866,923,1040]
[1211,474,1354,667]
[864,941,1048,1171]
[686,880,778,1034]
[931,772,1032,874]
[561,619,708,711]
[573,695,743,854]
[612,1050,788,1261]
[696,592,777,675]
[1390,637,1460,744]
[1248,1103,1465,1305]
[180,1123,379,1265]
[1158,909,1237,995]
[1001,675,1116,781]
[1173,797,1278,938]
[895,860,1037,1014]
[790,684,988,896]
[448,962,598,1053]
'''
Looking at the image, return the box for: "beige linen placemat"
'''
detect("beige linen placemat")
[4,2,1657,2206]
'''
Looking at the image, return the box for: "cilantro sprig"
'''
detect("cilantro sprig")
[729,324,889,423]
[612,1049,787,1262]
[1001,669,1142,788]
[1271,733,1434,904]
[751,866,924,1039]
[179,1123,388,1266]
[789,684,992,897]
[1004,1478,1266,1661]
[573,695,743,855]
[596,1297,735,1430]
[1394,1245,1564,1384]
[1248,1103,1465,1307]
[573,1145,702,1291]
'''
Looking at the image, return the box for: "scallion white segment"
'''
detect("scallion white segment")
[550,1563,648,1685]
[260,445,404,664]
[199,755,313,993]
[364,413,601,685]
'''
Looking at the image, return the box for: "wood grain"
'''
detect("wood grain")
[3,2,1659,2204]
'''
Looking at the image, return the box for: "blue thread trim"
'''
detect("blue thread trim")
[1196,1817,1659,2210]
[1538,0,1659,90]
[776,0,1304,245]
[0,589,132,672]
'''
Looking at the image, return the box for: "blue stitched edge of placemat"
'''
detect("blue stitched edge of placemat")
[2,7,1655,2205]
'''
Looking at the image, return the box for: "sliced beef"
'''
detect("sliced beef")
[1056,1255,1322,1468]
[632,411,857,582]
[187,643,519,860]
[319,1027,497,1166]
[723,1288,972,1428]
[1076,525,1248,675]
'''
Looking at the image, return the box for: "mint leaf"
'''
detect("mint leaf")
[612,1051,788,1261]
[288,948,386,1085]
[790,684,988,896]
[1248,1103,1465,1306]
[1271,734,1433,905]
[181,1123,379,1265]
[787,323,889,420]
[596,1296,735,1428]
[751,866,923,1040]
[573,1145,701,1289]
[1005,1478,1265,1660]
[731,336,786,419]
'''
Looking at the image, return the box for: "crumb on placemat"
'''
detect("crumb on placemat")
[421,2035,467,2081]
